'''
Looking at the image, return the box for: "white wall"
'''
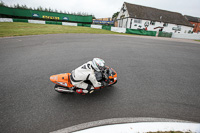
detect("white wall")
[28,20,45,24]
[111,27,126,33]
[62,22,77,26]
[0,18,13,22]
[118,18,193,34]
[172,33,200,40]
[118,18,129,28]
[91,25,102,29]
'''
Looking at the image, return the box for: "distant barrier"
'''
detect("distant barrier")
[1,17,200,40]
[78,23,91,27]
[158,31,172,38]
[13,18,28,23]
[126,29,157,36]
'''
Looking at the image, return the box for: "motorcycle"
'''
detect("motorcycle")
[50,66,117,94]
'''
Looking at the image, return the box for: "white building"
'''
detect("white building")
[117,2,193,34]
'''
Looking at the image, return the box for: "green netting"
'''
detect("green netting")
[158,31,172,38]
[45,21,62,25]
[102,25,111,31]
[0,6,92,23]
[78,23,91,27]
[126,29,156,36]
[13,18,28,22]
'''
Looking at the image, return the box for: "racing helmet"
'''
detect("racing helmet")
[92,58,105,72]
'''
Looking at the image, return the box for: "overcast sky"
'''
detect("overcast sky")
[3,0,200,18]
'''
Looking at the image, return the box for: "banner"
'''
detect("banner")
[126,29,156,36]
[0,6,92,23]
[93,20,114,25]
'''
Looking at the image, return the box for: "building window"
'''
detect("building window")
[120,15,125,19]
[177,25,181,29]
[163,23,168,27]
[150,21,155,25]
[134,19,142,24]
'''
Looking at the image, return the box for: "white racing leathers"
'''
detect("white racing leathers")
[70,61,102,93]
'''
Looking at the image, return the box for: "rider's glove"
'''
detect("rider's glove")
[101,81,108,87]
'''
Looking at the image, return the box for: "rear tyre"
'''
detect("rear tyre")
[54,84,75,94]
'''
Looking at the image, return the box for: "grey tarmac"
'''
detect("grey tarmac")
[0,34,200,133]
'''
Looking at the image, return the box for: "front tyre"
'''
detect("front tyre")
[109,80,117,86]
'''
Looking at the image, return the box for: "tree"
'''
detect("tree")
[92,15,96,19]
[112,12,119,20]
[0,1,5,6]
[44,8,48,12]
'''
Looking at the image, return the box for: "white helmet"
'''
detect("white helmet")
[92,58,105,71]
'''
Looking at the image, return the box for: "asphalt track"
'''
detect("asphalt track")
[0,34,200,133]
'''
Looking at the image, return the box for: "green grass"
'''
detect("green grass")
[195,40,200,42]
[0,22,130,37]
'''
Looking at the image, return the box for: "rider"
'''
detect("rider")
[70,58,107,94]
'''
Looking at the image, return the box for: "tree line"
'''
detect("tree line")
[0,1,96,18]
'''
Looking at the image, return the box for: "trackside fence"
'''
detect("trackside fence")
[158,31,172,38]
[1,17,200,40]
[126,28,157,36]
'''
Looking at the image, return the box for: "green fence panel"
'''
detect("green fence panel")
[78,23,83,26]
[0,6,92,23]
[78,23,91,27]
[102,25,111,31]
[13,18,28,23]
[126,29,156,36]
[45,21,62,25]
[158,31,172,38]
[82,24,91,27]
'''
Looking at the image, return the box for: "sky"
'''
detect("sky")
[3,0,200,18]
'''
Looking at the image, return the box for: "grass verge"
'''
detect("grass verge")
[195,40,200,42]
[0,22,130,37]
